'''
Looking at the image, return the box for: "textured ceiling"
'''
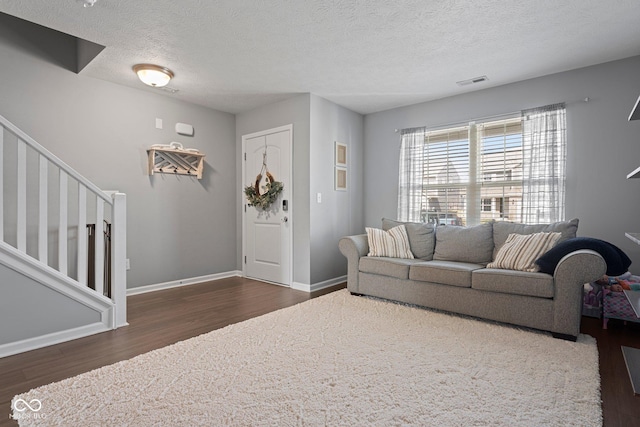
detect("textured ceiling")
[1,0,640,115]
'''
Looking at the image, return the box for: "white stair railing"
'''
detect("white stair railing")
[0,113,126,328]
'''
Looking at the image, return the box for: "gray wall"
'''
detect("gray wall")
[236,94,312,285]
[0,13,238,289]
[0,263,100,344]
[309,94,364,284]
[364,56,640,270]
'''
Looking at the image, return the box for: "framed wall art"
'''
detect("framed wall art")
[335,141,347,191]
[335,142,347,167]
[335,167,347,191]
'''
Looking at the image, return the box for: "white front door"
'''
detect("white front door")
[242,125,292,286]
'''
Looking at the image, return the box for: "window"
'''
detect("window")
[478,117,523,224]
[422,125,469,225]
[398,104,566,225]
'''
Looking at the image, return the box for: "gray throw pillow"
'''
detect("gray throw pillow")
[382,218,435,260]
[433,222,494,264]
[492,218,579,260]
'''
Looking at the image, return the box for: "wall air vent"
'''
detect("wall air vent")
[456,76,489,87]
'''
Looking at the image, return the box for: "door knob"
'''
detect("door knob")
[282,216,288,223]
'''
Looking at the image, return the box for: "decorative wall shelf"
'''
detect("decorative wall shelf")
[630,94,640,121]
[625,97,640,244]
[623,94,640,396]
[627,165,640,179]
[625,232,640,245]
[147,146,205,179]
[627,96,640,178]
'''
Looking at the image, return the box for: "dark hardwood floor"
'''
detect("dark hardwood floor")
[0,277,341,426]
[581,316,640,427]
[1,278,638,426]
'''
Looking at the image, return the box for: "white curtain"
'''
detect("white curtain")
[397,127,426,222]
[521,104,567,223]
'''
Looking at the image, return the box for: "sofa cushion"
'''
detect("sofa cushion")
[487,232,561,272]
[366,225,414,259]
[433,222,494,264]
[409,261,483,288]
[359,257,422,279]
[382,218,435,260]
[472,268,554,298]
[492,218,578,260]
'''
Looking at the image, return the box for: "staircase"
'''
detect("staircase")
[0,113,126,358]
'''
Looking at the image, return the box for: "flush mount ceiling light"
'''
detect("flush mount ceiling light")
[133,64,174,88]
[82,0,98,7]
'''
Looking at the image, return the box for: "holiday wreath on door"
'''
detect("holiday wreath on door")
[244,146,284,210]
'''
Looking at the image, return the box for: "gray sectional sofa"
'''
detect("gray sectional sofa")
[339,218,606,340]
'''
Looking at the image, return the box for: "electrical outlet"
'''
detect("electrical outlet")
[126,258,131,270]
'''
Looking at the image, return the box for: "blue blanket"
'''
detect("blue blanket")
[535,237,631,276]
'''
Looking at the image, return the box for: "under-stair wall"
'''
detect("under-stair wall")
[0,114,127,358]
[0,264,101,351]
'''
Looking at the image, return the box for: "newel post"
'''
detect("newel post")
[111,192,128,328]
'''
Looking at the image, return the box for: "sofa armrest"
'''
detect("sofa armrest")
[338,234,368,294]
[552,249,606,337]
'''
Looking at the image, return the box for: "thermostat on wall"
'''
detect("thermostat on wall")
[175,122,194,136]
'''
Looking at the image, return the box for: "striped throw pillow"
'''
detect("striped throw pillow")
[487,232,561,272]
[366,225,414,259]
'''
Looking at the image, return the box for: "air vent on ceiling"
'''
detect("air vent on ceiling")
[456,76,489,87]
[158,86,179,94]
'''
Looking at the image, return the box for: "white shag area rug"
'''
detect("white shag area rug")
[13,289,601,426]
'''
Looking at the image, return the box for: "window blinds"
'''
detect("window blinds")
[477,118,524,223]
[423,126,469,225]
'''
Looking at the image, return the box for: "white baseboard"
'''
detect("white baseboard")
[127,271,344,296]
[292,275,347,293]
[127,270,243,296]
[0,322,110,359]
